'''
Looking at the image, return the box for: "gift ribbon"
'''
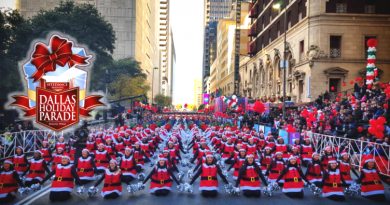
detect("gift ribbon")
[30,36,89,82]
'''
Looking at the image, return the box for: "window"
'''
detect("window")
[336,0,347,13]
[365,0,376,14]
[299,40,305,62]
[278,60,282,78]
[298,1,303,20]
[365,36,377,58]
[287,11,292,29]
[262,16,265,29]
[330,36,342,58]
[289,83,292,93]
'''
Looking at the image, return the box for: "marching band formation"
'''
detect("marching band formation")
[0,117,388,203]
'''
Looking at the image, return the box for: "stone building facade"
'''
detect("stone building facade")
[240,0,390,103]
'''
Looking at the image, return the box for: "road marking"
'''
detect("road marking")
[23,188,51,205]
[14,186,50,205]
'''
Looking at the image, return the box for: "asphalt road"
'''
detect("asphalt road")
[9,157,390,205]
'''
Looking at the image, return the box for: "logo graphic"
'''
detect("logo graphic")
[203,94,209,104]
[10,34,105,131]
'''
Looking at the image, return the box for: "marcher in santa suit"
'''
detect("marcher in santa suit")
[75,149,97,184]
[190,139,210,164]
[55,136,67,150]
[226,148,247,180]
[23,150,50,187]
[275,155,311,199]
[271,137,289,161]
[95,143,112,172]
[39,139,54,163]
[265,152,285,186]
[50,147,65,170]
[162,149,180,173]
[305,152,323,186]
[133,141,151,169]
[321,146,336,170]
[235,154,268,197]
[95,133,105,147]
[86,135,97,156]
[66,139,77,164]
[300,136,316,166]
[143,155,181,196]
[120,147,140,184]
[219,137,235,160]
[320,160,347,201]
[187,134,201,154]
[246,138,261,161]
[338,151,359,185]
[93,159,123,199]
[290,146,301,165]
[356,157,386,202]
[105,138,117,159]
[256,133,266,150]
[260,147,273,174]
[0,159,26,203]
[38,154,83,202]
[140,137,154,158]
[123,133,132,147]
[12,146,29,175]
[189,152,229,197]
[115,136,126,156]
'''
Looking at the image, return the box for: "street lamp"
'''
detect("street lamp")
[151,67,159,105]
[273,2,287,120]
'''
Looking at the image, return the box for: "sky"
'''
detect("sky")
[170,0,203,105]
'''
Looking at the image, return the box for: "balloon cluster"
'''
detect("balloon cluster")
[252,101,266,114]
[368,116,386,139]
[286,124,296,133]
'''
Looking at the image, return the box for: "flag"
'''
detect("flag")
[216,89,219,98]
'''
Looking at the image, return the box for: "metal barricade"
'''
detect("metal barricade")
[312,133,390,177]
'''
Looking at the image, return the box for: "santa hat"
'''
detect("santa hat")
[246,154,254,158]
[4,159,13,165]
[264,147,272,150]
[163,149,170,153]
[304,136,310,140]
[43,139,48,144]
[98,143,104,147]
[200,140,206,144]
[205,152,214,158]
[291,146,298,150]
[16,146,23,150]
[288,155,297,160]
[328,160,337,164]
[57,147,64,150]
[340,151,348,157]
[324,146,331,151]
[59,136,64,139]
[312,152,319,158]
[275,151,283,156]
[106,138,112,141]
[35,150,43,155]
[158,154,167,161]
[277,136,283,140]
[82,149,89,153]
[62,154,71,160]
[364,156,374,163]
[168,139,174,144]
[110,159,118,164]
[239,148,246,152]
[125,146,132,151]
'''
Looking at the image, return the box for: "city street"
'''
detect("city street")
[12,161,390,205]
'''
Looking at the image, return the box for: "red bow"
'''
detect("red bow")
[30,36,89,82]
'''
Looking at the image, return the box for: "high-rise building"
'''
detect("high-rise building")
[194,79,203,109]
[209,2,250,97]
[14,0,162,102]
[240,0,390,103]
[202,0,234,93]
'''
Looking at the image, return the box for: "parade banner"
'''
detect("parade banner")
[254,124,259,133]
[259,125,265,133]
[9,34,105,131]
[264,126,271,135]
[289,132,300,144]
[278,129,289,144]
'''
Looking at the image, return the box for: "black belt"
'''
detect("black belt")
[54,177,74,181]
[43,156,51,158]
[241,177,259,182]
[285,178,302,182]
[201,176,218,181]
[0,183,17,188]
[13,164,27,167]
[135,159,144,162]
[77,168,93,172]
[261,164,269,168]
[121,167,135,171]
[362,180,382,185]
[223,152,232,154]
[151,178,172,184]
[341,172,350,176]
[270,170,282,174]
[323,183,342,187]
[301,152,312,155]
[234,168,240,171]
[143,150,151,153]
[95,160,109,163]
[117,149,124,151]
[29,170,45,174]
[103,183,122,187]
[307,172,322,177]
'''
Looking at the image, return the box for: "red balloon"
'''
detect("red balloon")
[347,94,351,96]
[359,82,363,86]
[358,77,362,81]
[342,82,346,87]
[376,125,385,132]
[338,93,342,97]
[355,77,359,81]
[367,84,372,89]
[369,119,378,126]
[127,109,132,113]
[357,126,363,132]
[376,132,384,139]
[367,38,378,47]
[384,104,388,109]
[350,80,354,85]
[377,116,386,124]
[336,97,339,101]
[368,127,377,135]
[331,87,335,91]
[320,115,324,120]
[307,122,313,127]
[279,106,282,110]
